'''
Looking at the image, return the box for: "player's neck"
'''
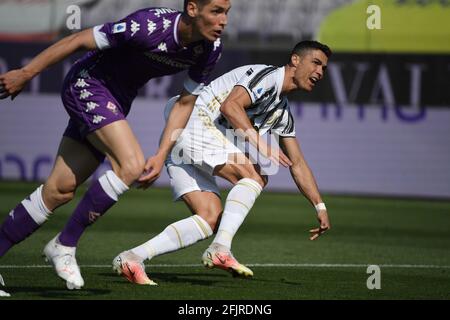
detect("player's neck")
[178,14,202,47]
[282,65,299,93]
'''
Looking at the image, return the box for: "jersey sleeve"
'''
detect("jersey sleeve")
[271,99,296,137]
[93,9,165,50]
[236,66,279,104]
[185,38,223,94]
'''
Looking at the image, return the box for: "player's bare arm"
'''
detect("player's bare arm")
[138,90,198,188]
[220,86,292,167]
[0,28,97,100]
[280,136,331,240]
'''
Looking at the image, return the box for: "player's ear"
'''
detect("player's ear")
[185,1,199,18]
[291,54,300,67]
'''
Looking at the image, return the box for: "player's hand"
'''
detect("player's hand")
[0,69,30,100]
[267,146,292,168]
[309,211,331,241]
[137,154,166,190]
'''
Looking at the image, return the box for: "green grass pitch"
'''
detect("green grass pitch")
[0,182,449,300]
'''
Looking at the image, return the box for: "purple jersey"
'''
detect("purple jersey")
[68,7,223,112]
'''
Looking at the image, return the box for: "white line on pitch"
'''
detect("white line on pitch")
[0,263,449,269]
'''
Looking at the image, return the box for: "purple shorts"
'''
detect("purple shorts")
[61,69,126,162]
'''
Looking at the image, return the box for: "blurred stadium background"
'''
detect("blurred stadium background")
[0,0,449,300]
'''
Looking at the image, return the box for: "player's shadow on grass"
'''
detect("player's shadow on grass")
[100,271,232,286]
[99,271,302,287]
[7,286,111,298]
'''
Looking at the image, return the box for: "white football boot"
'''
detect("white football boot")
[0,274,11,297]
[113,251,157,286]
[202,243,254,278]
[43,234,84,290]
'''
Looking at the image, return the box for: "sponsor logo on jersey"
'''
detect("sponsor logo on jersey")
[150,8,176,18]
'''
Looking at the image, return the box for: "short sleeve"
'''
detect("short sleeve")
[236,66,279,104]
[93,9,168,50]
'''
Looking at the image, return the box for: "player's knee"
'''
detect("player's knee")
[250,174,266,188]
[117,157,145,184]
[238,167,266,188]
[43,182,76,209]
[198,207,222,232]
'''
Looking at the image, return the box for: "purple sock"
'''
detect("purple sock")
[0,203,40,257]
[58,179,117,247]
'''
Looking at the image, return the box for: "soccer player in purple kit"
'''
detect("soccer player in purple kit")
[0,0,231,291]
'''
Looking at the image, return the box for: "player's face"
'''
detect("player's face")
[192,0,231,41]
[293,50,328,92]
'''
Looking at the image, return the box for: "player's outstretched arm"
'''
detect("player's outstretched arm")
[280,136,331,240]
[220,86,292,168]
[138,90,197,189]
[0,28,97,100]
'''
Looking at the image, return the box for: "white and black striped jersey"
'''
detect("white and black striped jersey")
[195,64,296,137]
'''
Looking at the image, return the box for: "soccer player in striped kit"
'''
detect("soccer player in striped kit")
[114,41,332,285]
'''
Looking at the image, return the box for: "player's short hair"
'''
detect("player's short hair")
[291,41,332,59]
[184,0,213,11]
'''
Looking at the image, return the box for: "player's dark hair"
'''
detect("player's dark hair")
[291,41,332,59]
[184,0,212,11]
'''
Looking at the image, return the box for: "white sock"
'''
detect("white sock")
[21,185,52,225]
[98,170,129,201]
[213,178,262,249]
[131,215,213,260]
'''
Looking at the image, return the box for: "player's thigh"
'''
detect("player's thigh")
[44,137,102,210]
[86,120,144,177]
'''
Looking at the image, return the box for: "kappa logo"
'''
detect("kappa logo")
[147,19,157,35]
[88,211,101,223]
[158,42,168,52]
[86,101,99,112]
[112,22,126,34]
[80,90,93,100]
[130,20,140,37]
[78,69,90,79]
[107,101,119,115]
[75,79,89,88]
[163,17,172,32]
[92,115,106,124]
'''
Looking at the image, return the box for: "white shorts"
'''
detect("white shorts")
[166,158,221,201]
[169,107,244,176]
